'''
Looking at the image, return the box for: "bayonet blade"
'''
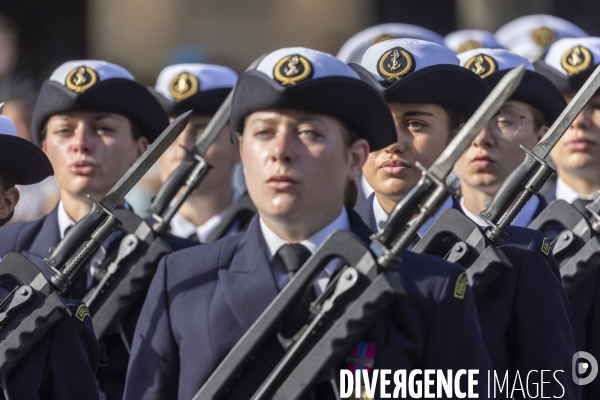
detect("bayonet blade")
[195,55,265,156]
[101,111,192,210]
[532,63,600,160]
[428,65,526,180]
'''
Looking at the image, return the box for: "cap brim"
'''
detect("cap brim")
[485,69,567,124]
[230,70,397,152]
[0,135,53,185]
[32,79,169,146]
[351,64,491,118]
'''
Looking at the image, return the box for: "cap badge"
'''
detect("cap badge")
[464,54,497,78]
[65,66,98,94]
[170,72,199,101]
[458,40,483,53]
[373,33,396,45]
[532,26,555,47]
[273,55,313,86]
[561,46,593,76]
[377,47,415,82]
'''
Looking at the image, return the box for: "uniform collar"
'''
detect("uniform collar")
[259,207,350,261]
[372,194,454,237]
[170,189,241,241]
[459,195,540,228]
[555,176,594,203]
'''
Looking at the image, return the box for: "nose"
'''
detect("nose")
[70,121,94,154]
[269,128,296,164]
[385,125,409,154]
[570,105,591,132]
[471,124,495,148]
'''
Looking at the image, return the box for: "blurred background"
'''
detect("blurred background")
[0,0,598,221]
[2,0,599,85]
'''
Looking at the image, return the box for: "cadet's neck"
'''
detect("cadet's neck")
[178,185,234,227]
[260,205,344,243]
[60,191,103,222]
[459,183,494,217]
[556,167,600,196]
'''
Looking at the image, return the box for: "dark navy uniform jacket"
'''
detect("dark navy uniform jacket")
[124,208,492,400]
[0,206,196,400]
[357,194,579,400]
[0,293,100,400]
[534,179,600,399]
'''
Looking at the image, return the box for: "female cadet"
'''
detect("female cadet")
[0,60,193,400]
[353,38,578,399]
[454,48,566,227]
[153,64,251,242]
[0,114,100,399]
[124,47,491,400]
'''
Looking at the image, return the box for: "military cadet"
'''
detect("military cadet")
[454,49,566,227]
[352,38,578,399]
[124,47,492,400]
[0,114,100,399]
[444,29,504,54]
[337,23,446,203]
[0,60,193,400]
[536,36,600,399]
[153,64,251,242]
[495,14,587,62]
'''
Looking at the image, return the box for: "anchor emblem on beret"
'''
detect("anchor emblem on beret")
[65,66,98,94]
[376,47,415,82]
[561,46,593,76]
[464,54,497,78]
[169,72,199,101]
[273,55,313,86]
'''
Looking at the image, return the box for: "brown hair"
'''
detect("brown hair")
[526,104,547,132]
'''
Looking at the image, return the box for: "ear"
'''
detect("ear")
[536,125,549,142]
[0,187,20,220]
[42,140,47,153]
[347,138,370,181]
[136,136,149,158]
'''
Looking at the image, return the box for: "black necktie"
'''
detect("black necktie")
[276,243,312,280]
[573,198,593,220]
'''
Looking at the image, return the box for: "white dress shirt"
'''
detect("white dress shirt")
[459,195,540,228]
[555,177,594,203]
[260,208,350,294]
[169,189,242,242]
[372,194,454,242]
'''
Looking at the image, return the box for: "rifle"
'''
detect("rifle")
[193,65,526,400]
[147,55,265,236]
[414,63,600,298]
[0,112,189,378]
[528,194,600,295]
[84,58,263,343]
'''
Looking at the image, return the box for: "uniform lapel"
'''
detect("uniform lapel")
[355,193,378,233]
[22,206,61,279]
[218,219,280,331]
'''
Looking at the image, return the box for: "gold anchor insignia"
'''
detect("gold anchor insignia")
[376,47,414,82]
[65,66,98,93]
[561,46,593,76]
[169,72,199,101]
[458,40,483,53]
[273,54,313,86]
[464,54,497,78]
[532,26,555,47]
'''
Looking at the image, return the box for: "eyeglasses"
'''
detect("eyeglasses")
[487,109,527,140]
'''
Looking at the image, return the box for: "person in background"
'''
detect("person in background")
[153,64,250,242]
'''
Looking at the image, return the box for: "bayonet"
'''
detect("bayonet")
[148,55,265,233]
[373,65,526,264]
[44,111,192,291]
[482,63,600,244]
